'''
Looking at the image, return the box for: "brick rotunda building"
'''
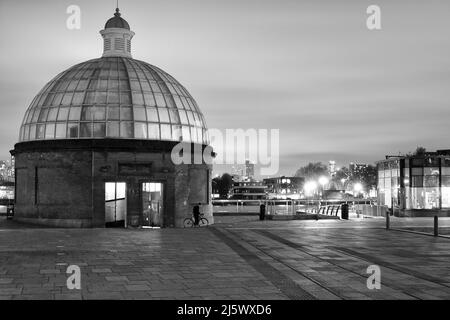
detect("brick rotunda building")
[11,8,213,228]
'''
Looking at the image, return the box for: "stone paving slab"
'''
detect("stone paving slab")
[1,216,450,299]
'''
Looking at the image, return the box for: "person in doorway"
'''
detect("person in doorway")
[193,203,201,226]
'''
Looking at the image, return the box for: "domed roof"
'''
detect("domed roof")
[105,8,130,30]
[19,57,209,145]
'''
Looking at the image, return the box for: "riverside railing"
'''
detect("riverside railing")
[386,213,450,237]
[212,199,375,216]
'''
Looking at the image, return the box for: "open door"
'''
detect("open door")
[105,182,127,227]
[142,182,163,227]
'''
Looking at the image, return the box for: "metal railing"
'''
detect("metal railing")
[386,214,450,237]
[317,205,341,217]
[212,199,375,216]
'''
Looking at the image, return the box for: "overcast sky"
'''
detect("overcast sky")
[1,0,449,177]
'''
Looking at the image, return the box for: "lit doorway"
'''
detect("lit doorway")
[105,182,127,227]
[142,182,163,227]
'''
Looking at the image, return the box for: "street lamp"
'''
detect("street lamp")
[354,182,363,197]
[318,176,329,187]
[304,181,318,197]
[318,176,329,199]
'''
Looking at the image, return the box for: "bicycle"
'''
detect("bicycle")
[183,213,209,227]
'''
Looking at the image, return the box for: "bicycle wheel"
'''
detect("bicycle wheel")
[183,218,194,228]
[199,217,209,227]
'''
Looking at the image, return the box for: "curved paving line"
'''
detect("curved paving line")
[209,227,317,300]
[332,247,450,291]
[253,229,422,300]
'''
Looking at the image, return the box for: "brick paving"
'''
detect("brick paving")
[0,216,450,300]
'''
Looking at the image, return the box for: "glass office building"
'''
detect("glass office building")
[377,150,450,216]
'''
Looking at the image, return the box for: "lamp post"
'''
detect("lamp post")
[353,182,363,197]
[304,181,318,213]
[318,176,329,200]
[304,181,318,198]
[341,178,346,189]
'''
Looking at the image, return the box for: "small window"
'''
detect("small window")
[120,122,133,138]
[107,106,120,120]
[29,124,37,140]
[411,176,423,187]
[133,107,146,121]
[158,108,170,123]
[38,108,49,122]
[104,38,111,51]
[61,92,73,105]
[81,106,93,121]
[120,106,133,120]
[68,106,81,121]
[179,110,189,125]
[169,109,180,124]
[120,92,131,104]
[45,123,55,139]
[67,123,79,138]
[57,107,69,121]
[154,93,166,107]
[55,123,67,138]
[424,176,439,188]
[47,108,59,121]
[160,124,171,140]
[107,91,119,104]
[146,107,158,121]
[182,126,190,141]
[143,93,156,107]
[114,38,125,50]
[72,92,85,105]
[93,106,106,121]
[132,91,144,105]
[171,125,182,141]
[148,123,160,140]
[80,123,92,138]
[93,123,106,138]
[130,80,141,91]
[107,121,120,137]
[134,122,147,139]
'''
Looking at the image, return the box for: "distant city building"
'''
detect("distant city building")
[230,161,255,182]
[0,184,14,200]
[245,160,255,180]
[229,181,267,200]
[231,164,246,181]
[263,176,304,199]
[377,149,450,216]
[349,162,368,177]
[0,157,15,183]
[328,160,336,177]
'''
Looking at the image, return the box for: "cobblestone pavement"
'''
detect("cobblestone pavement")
[0,216,449,300]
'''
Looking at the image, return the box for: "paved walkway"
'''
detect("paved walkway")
[0,216,449,299]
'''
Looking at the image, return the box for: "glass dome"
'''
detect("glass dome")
[19,57,209,145]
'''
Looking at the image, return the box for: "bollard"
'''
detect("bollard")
[434,216,438,237]
[259,204,266,221]
[386,210,390,230]
[341,203,349,220]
